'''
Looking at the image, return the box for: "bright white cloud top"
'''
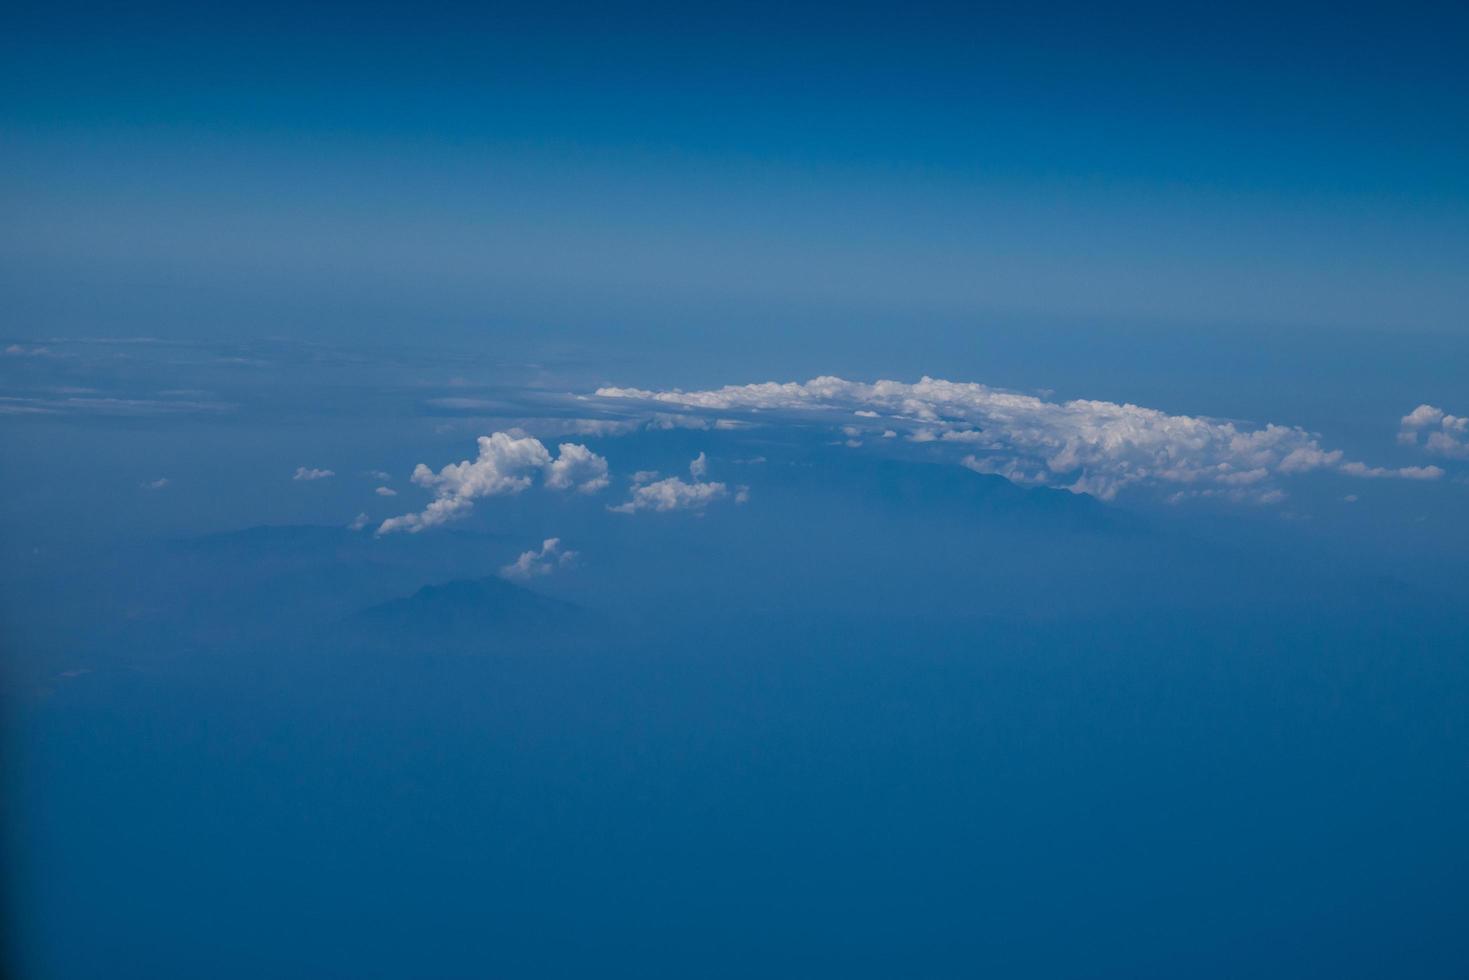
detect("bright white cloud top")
[1399,404,1469,460]
[596,376,1441,502]
[609,454,739,514]
[378,432,608,534]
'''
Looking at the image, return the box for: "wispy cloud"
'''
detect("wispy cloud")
[3,344,52,357]
[597,376,1440,501]
[293,466,335,481]
[0,395,233,416]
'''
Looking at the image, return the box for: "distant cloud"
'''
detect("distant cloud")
[0,395,232,416]
[608,454,731,513]
[348,512,370,531]
[610,476,730,514]
[375,486,398,496]
[597,375,1432,503]
[366,470,393,481]
[293,466,335,481]
[1339,462,1444,480]
[3,343,52,357]
[378,432,609,534]
[501,538,576,579]
[140,477,170,490]
[1399,404,1469,459]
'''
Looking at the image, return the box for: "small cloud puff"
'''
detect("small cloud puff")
[375,486,398,496]
[140,477,169,490]
[501,538,576,580]
[293,467,335,481]
[609,454,735,513]
[1399,404,1469,459]
[348,512,371,531]
[378,432,609,534]
[610,477,730,514]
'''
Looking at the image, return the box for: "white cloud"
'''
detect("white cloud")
[293,466,335,481]
[348,512,370,531]
[596,375,1421,502]
[563,418,644,437]
[610,477,730,514]
[1339,462,1444,480]
[648,412,711,430]
[375,486,398,496]
[543,442,611,493]
[501,538,577,580]
[366,470,393,481]
[140,477,169,490]
[1399,404,1469,459]
[378,432,608,534]
[689,452,709,478]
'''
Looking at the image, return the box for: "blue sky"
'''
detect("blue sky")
[5,1,1469,347]
[3,3,1469,977]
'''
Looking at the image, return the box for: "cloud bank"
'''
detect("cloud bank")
[597,376,1438,501]
[378,432,608,534]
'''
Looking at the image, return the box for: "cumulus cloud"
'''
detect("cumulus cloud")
[501,538,577,579]
[348,512,370,531]
[610,476,730,514]
[596,375,1423,502]
[689,452,709,478]
[543,442,611,493]
[378,432,609,534]
[1399,404,1469,459]
[293,466,335,481]
[375,486,398,496]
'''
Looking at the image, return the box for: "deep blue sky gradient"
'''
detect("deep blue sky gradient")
[5,0,1468,349]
